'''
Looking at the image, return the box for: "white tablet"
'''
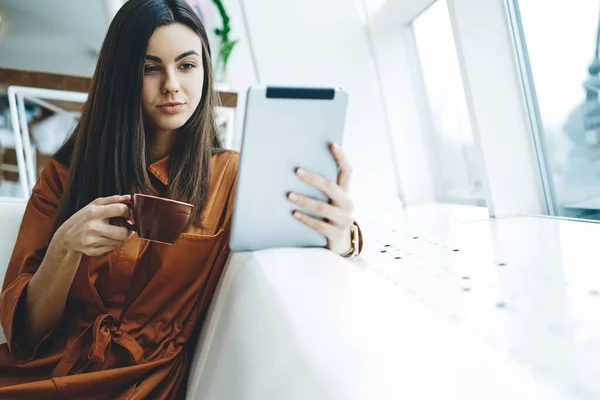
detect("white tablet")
[229,85,349,252]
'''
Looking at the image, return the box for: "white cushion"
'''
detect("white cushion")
[0,197,27,344]
[0,197,27,286]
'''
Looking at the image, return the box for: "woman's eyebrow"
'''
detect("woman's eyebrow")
[145,54,162,63]
[174,50,199,61]
[145,50,200,63]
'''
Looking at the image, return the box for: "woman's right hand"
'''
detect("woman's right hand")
[55,194,134,257]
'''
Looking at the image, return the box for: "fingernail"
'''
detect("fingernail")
[288,192,299,201]
[296,168,306,177]
[293,211,302,219]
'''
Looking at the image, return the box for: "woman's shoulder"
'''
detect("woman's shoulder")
[211,149,239,182]
[32,158,70,203]
[211,148,239,161]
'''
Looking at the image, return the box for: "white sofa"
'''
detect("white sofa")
[0,197,27,344]
[186,249,573,400]
[0,198,27,284]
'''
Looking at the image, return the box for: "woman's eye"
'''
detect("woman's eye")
[144,65,159,73]
[180,63,195,71]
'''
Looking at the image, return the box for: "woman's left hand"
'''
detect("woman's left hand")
[288,143,355,255]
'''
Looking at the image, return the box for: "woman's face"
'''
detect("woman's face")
[142,23,205,135]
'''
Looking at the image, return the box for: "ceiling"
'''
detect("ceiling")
[0,0,122,76]
[367,0,437,27]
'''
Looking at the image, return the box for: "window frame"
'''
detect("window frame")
[367,0,549,216]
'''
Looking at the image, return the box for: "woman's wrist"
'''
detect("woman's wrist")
[51,227,80,259]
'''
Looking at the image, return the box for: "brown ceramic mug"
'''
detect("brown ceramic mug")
[118,194,193,244]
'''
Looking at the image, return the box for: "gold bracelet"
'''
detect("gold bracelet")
[341,223,359,258]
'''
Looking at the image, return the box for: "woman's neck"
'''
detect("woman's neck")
[149,129,175,162]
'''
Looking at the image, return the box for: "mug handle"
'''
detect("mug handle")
[120,199,138,232]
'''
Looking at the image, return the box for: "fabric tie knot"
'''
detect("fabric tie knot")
[52,313,143,377]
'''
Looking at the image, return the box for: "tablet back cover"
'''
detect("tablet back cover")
[229,86,349,252]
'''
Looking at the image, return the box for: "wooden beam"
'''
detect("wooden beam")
[217,91,239,109]
[0,68,92,92]
[0,67,238,108]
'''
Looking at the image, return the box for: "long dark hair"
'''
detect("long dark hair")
[52,0,222,235]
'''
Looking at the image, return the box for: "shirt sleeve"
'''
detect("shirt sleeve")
[0,160,67,361]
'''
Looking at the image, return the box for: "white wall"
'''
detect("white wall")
[223,0,401,204]
[0,39,98,77]
[0,0,112,77]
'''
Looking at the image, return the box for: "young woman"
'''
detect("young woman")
[0,0,361,398]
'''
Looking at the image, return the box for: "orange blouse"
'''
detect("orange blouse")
[0,151,239,399]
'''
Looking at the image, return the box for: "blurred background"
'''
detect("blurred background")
[2,0,600,220]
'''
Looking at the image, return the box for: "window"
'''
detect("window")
[412,0,485,206]
[512,0,600,219]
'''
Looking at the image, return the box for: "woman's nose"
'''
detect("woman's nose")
[162,73,180,94]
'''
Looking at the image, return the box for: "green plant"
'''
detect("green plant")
[212,0,238,74]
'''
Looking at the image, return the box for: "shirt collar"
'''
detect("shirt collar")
[147,155,170,185]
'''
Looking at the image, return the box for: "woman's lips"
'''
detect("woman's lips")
[157,103,184,114]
